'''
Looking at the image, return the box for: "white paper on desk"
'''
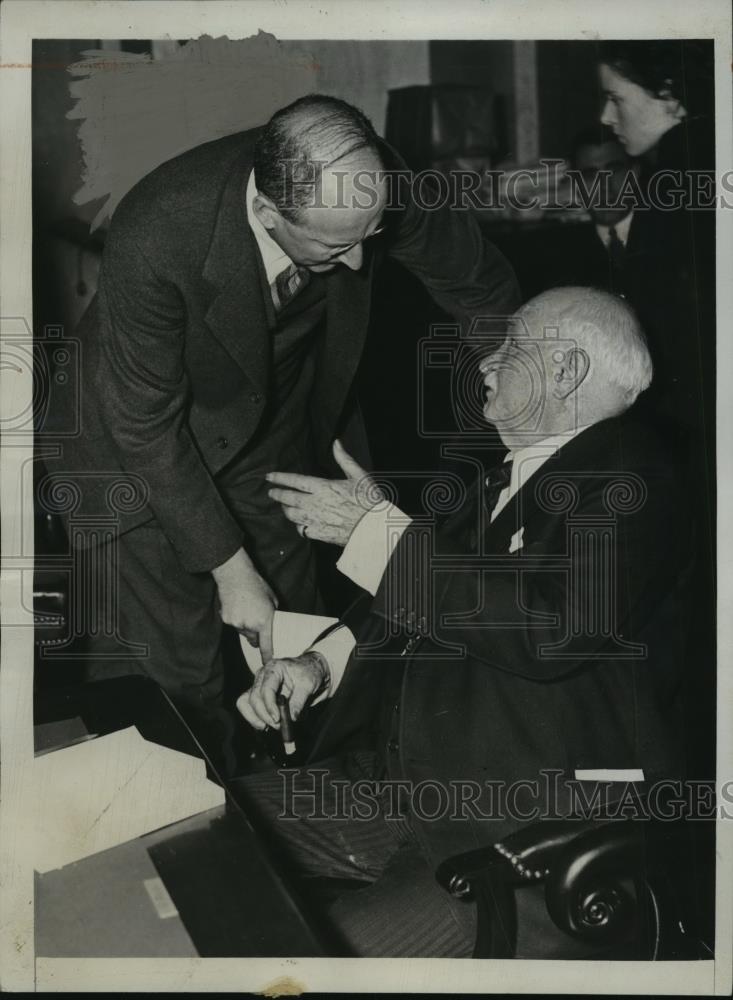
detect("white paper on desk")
[239,610,338,673]
[32,727,224,873]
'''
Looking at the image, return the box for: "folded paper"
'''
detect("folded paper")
[33,727,225,873]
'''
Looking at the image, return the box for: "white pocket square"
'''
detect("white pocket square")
[509,526,524,553]
[574,769,645,782]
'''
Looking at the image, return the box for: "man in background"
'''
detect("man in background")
[505,126,641,299]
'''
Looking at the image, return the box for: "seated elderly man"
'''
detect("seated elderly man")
[235,287,692,958]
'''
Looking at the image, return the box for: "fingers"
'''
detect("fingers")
[246,663,282,728]
[286,655,324,720]
[279,504,307,526]
[236,691,267,730]
[266,471,325,492]
[239,628,259,648]
[268,486,312,508]
[258,618,275,668]
[332,438,367,480]
[259,669,280,723]
[288,685,310,721]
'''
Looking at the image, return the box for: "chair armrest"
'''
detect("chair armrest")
[435,818,599,897]
[543,821,643,945]
[436,818,700,959]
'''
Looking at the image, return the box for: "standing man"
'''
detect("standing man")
[50,95,518,740]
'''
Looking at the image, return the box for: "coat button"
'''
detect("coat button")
[217,436,229,449]
[250,392,262,405]
[388,739,399,752]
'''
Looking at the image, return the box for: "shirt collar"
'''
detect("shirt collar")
[491,424,590,521]
[245,169,293,285]
[595,211,633,248]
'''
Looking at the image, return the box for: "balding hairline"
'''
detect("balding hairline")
[517,288,653,401]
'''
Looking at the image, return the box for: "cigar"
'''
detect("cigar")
[276,692,296,756]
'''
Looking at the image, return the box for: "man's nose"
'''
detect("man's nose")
[336,243,363,271]
[600,99,615,127]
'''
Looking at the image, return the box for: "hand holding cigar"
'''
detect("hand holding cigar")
[236,650,332,752]
[276,692,296,756]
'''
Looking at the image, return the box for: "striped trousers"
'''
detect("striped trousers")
[232,751,476,957]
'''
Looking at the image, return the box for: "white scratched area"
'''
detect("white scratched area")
[68,34,319,229]
[1,0,732,994]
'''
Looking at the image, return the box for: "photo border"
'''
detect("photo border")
[1,0,731,993]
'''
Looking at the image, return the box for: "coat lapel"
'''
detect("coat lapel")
[482,418,624,551]
[202,135,270,398]
[312,245,376,444]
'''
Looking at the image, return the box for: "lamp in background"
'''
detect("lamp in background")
[385,84,508,174]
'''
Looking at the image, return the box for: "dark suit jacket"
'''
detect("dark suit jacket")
[503,219,628,300]
[51,130,519,573]
[309,413,693,868]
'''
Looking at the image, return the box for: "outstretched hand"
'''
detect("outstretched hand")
[266,439,384,547]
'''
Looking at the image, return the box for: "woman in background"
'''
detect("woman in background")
[597,40,715,448]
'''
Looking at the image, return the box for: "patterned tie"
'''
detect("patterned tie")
[271,262,310,312]
[607,226,626,277]
[484,460,513,516]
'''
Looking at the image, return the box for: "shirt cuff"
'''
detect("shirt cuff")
[308,625,356,703]
[336,501,412,595]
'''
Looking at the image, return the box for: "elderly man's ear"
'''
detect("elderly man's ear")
[551,347,590,400]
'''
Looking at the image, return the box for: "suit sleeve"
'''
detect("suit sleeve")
[96,222,243,574]
[383,152,520,324]
[369,464,685,681]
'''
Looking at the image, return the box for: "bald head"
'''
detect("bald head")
[481,287,652,448]
[252,95,388,273]
[254,94,384,221]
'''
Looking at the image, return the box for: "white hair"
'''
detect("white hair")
[517,286,653,403]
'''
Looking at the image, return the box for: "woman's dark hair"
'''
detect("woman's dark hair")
[253,94,384,222]
[599,39,714,119]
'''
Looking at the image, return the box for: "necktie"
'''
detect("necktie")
[607,226,626,271]
[484,460,513,516]
[271,262,310,312]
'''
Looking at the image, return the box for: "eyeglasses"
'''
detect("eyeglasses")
[320,225,386,258]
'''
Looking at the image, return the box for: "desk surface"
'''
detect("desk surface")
[34,677,328,958]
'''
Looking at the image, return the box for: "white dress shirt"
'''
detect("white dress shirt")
[310,425,589,700]
[595,210,633,250]
[245,169,293,288]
